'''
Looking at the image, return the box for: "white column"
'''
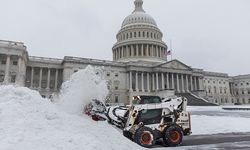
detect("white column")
[181,74,185,92]
[136,44,139,56]
[147,72,150,92]
[39,68,43,89]
[186,75,189,92]
[166,73,170,89]
[156,46,159,57]
[30,67,34,88]
[118,48,120,58]
[146,44,149,56]
[159,46,162,58]
[177,74,180,93]
[16,56,22,84]
[156,72,159,91]
[141,72,144,92]
[161,72,165,90]
[54,69,58,90]
[4,55,10,84]
[46,68,51,90]
[135,72,139,92]
[141,44,144,56]
[194,76,197,91]
[129,71,133,92]
[190,76,193,91]
[120,47,123,58]
[151,45,154,56]
[172,73,175,89]
[115,49,117,60]
[131,45,134,57]
[152,73,155,91]
[199,77,203,91]
[126,46,129,57]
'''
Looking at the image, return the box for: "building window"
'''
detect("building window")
[115,73,119,77]
[115,96,119,103]
[12,61,18,65]
[214,86,217,94]
[224,88,227,94]
[107,72,110,77]
[241,83,243,86]
[1,60,6,64]
[247,83,249,86]
[235,84,237,86]
[242,91,244,94]
[0,74,4,82]
[115,86,118,90]
[11,75,16,83]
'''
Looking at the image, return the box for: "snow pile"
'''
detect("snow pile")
[0,66,142,150]
[55,66,109,114]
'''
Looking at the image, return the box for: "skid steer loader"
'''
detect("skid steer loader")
[84,95,191,148]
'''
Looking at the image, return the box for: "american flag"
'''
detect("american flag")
[165,50,171,56]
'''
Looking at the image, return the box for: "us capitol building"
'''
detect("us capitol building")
[0,0,249,105]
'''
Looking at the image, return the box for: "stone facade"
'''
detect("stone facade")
[231,75,250,104]
[0,0,248,105]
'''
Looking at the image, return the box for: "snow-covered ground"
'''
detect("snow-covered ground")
[188,106,250,135]
[1,66,250,150]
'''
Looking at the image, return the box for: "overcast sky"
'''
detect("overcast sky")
[0,0,250,76]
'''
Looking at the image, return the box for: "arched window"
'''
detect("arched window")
[134,32,136,38]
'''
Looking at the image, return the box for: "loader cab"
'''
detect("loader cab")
[134,108,163,125]
[132,96,161,105]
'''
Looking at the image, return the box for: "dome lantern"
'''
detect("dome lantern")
[133,0,145,13]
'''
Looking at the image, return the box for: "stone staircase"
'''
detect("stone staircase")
[176,93,217,106]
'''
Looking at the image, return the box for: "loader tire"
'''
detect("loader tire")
[134,126,155,148]
[163,125,183,147]
[123,131,132,140]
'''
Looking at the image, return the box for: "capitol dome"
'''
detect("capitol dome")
[112,0,168,63]
[122,12,157,28]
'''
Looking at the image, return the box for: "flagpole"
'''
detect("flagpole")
[170,39,173,60]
